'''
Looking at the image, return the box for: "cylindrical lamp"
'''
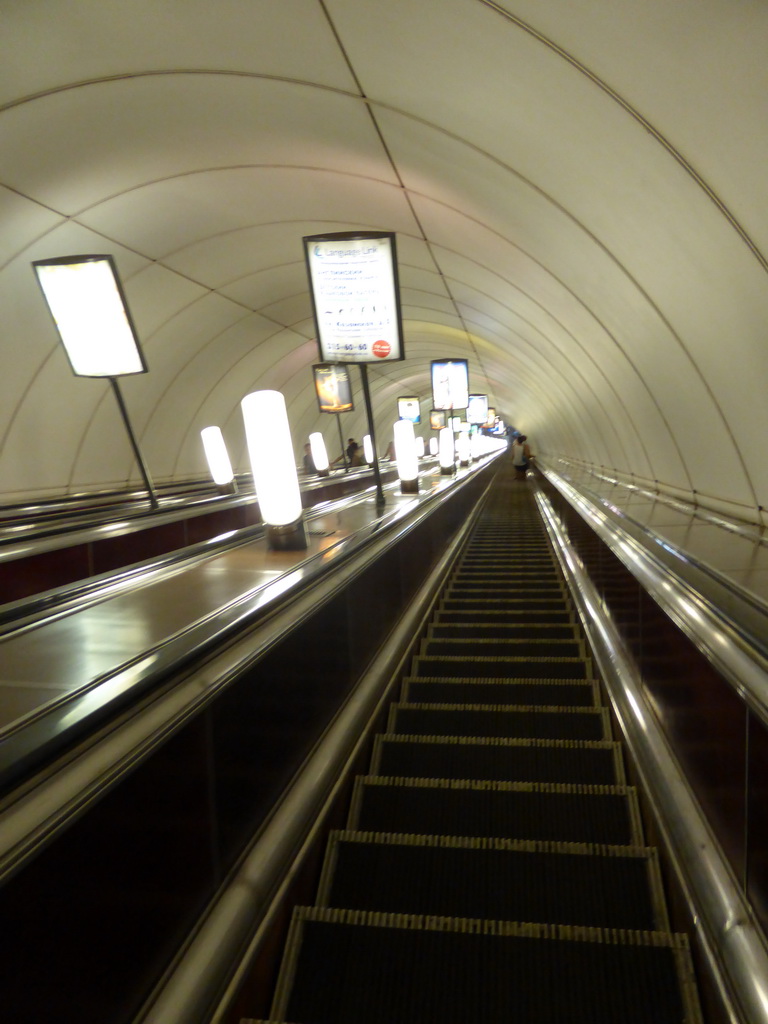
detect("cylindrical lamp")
[241,390,307,550]
[456,431,471,467]
[415,436,425,458]
[394,418,419,494]
[309,431,330,477]
[438,427,455,475]
[201,426,237,494]
[429,437,439,457]
[363,434,374,465]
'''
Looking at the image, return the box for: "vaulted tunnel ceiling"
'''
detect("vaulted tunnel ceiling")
[1,0,767,523]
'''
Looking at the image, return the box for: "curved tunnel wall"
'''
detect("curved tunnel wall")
[0,1,766,524]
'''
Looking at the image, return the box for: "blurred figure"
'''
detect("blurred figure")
[334,437,363,467]
[512,434,532,479]
[302,442,316,474]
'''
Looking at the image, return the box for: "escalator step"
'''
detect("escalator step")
[421,636,583,657]
[436,607,574,624]
[459,561,554,570]
[441,597,571,612]
[318,831,666,930]
[348,776,642,845]
[452,569,561,581]
[428,622,578,639]
[388,703,609,740]
[371,734,625,785]
[273,909,699,1024]
[401,677,598,707]
[413,654,591,679]
[448,580,565,593]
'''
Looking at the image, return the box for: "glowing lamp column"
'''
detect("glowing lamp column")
[363,434,374,465]
[438,427,455,475]
[241,390,307,550]
[415,436,425,458]
[429,437,439,457]
[456,432,471,467]
[309,432,330,477]
[394,419,419,494]
[201,426,237,494]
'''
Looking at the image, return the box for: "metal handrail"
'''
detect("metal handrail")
[534,481,768,1024]
[0,456,500,880]
[539,465,768,727]
[137,480,492,1024]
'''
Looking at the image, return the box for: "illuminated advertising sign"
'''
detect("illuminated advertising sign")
[431,358,469,411]
[467,393,489,425]
[397,396,420,423]
[313,363,354,414]
[303,231,404,364]
[33,254,147,378]
[430,409,447,430]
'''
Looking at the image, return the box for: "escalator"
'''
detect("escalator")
[245,463,703,1023]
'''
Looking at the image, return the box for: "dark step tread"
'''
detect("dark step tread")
[371,733,626,785]
[428,622,579,638]
[318,830,667,931]
[421,637,584,657]
[440,600,573,614]
[436,609,575,623]
[348,775,643,846]
[273,909,701,1024]
[449,581,566,592]
[401,677,599,707]
[388,702,610,741]
[441,596,571,606]
[413,654,592,680]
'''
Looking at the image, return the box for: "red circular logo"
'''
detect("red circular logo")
[372,339,391,358]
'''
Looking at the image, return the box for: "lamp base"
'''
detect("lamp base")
[266,519,308,551]
[216,481,238,496]
[441,464,456,476]
[400,478,419,494]
[316,468,330,477]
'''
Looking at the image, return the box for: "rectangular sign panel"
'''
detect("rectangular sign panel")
[303,232,404,363]
[429,409,447,430]
[397,396,420,423]
[313,363,354,414]
[431,358,469,411]
[467,393,489,425]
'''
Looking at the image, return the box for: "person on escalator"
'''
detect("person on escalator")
[345,438,364,467]
[512,434,532,479]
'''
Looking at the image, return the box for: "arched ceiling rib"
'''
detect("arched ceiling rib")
[0,0,766,521]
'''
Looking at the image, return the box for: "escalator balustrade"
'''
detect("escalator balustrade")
[245,465,703,1024]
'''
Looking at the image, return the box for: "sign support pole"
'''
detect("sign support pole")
[335,414,349,473]
[109,376,159,509]
[359,364,385,508]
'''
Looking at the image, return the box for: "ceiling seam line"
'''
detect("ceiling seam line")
[431,242,680,487]
[414,192,752,506]
[5,183,309,330]
[325,97,736,500]
[316,0,491,388]
[477,0,768,277]
[0,68,361,115]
